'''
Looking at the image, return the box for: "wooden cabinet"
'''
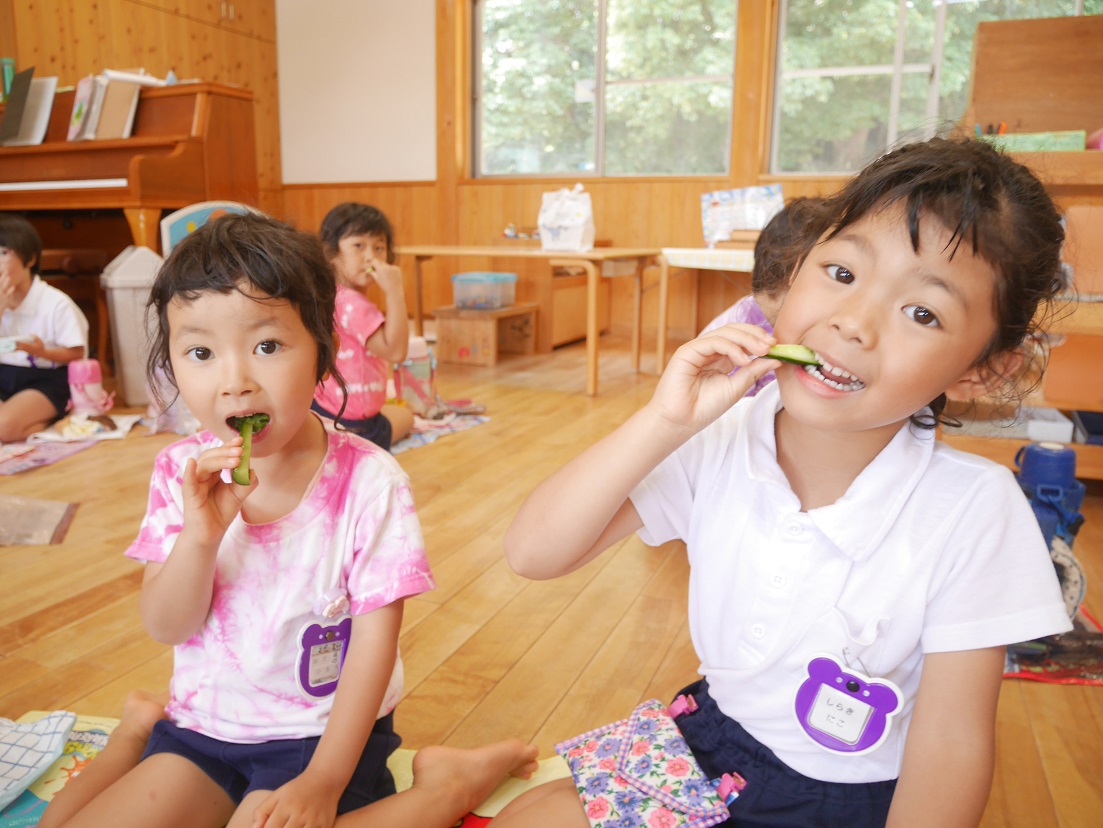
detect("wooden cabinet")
[550,271,611,348]
[129,0,276,41]
[944,15,1103,478]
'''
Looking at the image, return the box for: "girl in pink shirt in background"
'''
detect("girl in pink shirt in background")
[313,203,414,451]
[700,197,828,398]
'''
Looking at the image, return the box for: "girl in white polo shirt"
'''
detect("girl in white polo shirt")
[496,138,1072,828]
[0,214,88,442]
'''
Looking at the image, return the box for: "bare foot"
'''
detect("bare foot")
[411,740,540,814]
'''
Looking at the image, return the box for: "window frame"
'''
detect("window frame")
[471,0,740,179]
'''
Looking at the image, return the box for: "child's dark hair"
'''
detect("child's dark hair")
[145,212,346,411]
[319,203,396,264]
[0,214,42,275]
[753,197,829,299]
[817,137,1065,429]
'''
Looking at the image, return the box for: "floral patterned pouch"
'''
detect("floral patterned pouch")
[554,698,732,828]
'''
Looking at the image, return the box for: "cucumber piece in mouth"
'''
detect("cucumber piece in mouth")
[229,413,269,485]
[766,344,820,366]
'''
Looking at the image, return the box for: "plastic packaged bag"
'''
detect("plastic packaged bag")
[538,183,596,252]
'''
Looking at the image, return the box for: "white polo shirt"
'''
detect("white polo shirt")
[631,382,1070,783]
[0,276,88,368]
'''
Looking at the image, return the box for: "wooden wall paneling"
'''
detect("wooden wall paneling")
[13,0,111,84]
[219,29,281,191]
[107,1,191,76]
[282,181,451,309]
[130,0,218,23]
[129,0,276,42]
[0,0,17,66]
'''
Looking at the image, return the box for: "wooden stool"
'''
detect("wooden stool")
[433,302,538,366]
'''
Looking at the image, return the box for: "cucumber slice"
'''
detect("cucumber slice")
[766,344,820,366]
[229,413,269,485]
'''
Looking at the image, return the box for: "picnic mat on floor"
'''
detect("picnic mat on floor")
[1,712,569,826]
[392,414,489,455]
[1004,607,1103,686]
[0,495,78,545]
[0,442,96,476]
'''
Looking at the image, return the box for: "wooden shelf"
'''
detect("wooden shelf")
[942,433,1103,481]
[952,17,1103,478]
[1050,300,1103,337]
[1015,152,1103,188]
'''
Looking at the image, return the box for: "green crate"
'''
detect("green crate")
[979,131,1086,152]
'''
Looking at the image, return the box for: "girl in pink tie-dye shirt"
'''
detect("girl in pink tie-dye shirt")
[36,214,528,828]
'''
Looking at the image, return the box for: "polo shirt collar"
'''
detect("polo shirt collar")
[17,276,46,315]
[742,382,934,562]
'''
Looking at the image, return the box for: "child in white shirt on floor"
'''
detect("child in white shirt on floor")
[494,138,1072,828]
[0,214,88,441]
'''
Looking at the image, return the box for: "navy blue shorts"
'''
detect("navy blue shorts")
[0,364,69,418]
[673,679,897,828]
[311,401,392,451]
[140,714,401,811]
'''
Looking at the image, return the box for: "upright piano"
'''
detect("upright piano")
[0,82,258,253]
[0,82,258,366]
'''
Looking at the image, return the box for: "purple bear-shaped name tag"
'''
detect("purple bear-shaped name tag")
[296,616,352,698]
[794,655,902,755]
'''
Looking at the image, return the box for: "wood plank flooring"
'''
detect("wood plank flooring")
[1,337,1100,826]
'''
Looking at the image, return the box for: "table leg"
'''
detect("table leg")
[583,260,600,396]
[656,255,670,370]
[631,258,643,372]
[411,255,430,337]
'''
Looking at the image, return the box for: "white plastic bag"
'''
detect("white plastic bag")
[538,183,596,252]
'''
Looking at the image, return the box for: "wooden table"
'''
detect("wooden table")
[657,246,757,368]
[396,245,668,396]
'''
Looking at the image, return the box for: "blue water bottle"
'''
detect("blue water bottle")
[1013,441,1085,548]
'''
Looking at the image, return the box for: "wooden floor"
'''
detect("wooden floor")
[1,336,1101,827]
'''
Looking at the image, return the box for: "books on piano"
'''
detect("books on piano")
[67,74,95,140]
[94,79,141,140]
[102,68,167,87]
[0,68,57,147]
[70,76,108,141]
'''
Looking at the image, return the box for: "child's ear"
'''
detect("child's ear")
[945,349,1024,402]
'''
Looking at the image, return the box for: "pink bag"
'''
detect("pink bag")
[555,699,732,828]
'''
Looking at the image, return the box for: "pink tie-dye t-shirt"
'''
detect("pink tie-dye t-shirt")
[126,425,434,744]
[314,285,389,420]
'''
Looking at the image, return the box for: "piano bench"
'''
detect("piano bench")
[39,248,112,371]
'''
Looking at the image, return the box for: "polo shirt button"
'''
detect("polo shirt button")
[751,623,766,638]
[771,574,785,588]
[786,522,803,537]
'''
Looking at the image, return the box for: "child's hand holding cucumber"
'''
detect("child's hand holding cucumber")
[228,413,270,485]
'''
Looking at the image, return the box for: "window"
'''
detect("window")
[772,0,1103,174]
[473,0,738,177]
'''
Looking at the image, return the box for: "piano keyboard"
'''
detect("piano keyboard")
[0,178,127,192]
